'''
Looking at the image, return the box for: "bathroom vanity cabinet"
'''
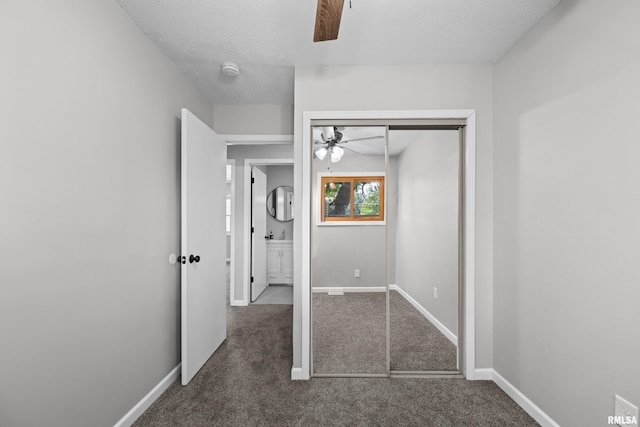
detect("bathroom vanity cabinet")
[266,240,293,285]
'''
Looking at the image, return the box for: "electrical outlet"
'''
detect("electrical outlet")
[614,395,638,426]
[433,287,438,299]
[354,269,360,278]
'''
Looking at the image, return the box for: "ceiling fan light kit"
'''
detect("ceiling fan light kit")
[315,147,328,160]
[314,145,344,163]
[330,145,344,162]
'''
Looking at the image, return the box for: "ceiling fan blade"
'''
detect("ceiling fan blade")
[341,146,367,157]
[339,135,385,143]
[312,127,324,142]
[321,126,335,141]
[313,0,344,42]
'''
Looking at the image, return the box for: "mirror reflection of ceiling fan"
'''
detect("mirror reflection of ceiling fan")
[313,0,345,42]
[313,127,384,162]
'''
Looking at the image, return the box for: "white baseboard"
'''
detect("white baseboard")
[390,284,457,346]
[290,366,309,380]
[114,364,180,427]
[230,299,248,306]
[476,369,559,427]
[473,368,493,380]
[312,286,387,293]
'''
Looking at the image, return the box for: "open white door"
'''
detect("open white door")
[251,166,268,301]
[181,108,227,385]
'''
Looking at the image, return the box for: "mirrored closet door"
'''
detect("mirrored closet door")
[310,121,465,377]
[387,127,461,375]
[311,125,388,376]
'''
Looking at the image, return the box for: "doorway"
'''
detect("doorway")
[250,164,294,304]
[242,158,295,306]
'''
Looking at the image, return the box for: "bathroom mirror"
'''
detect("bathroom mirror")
[267,186,294,222]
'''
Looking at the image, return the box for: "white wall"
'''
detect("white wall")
[213,104,293,135]
[294,64,494,371]
[0,1,212,426]
[311,155,387,288]
[395,131,459,335]
[266,165,294,241]
[493,1,640,425]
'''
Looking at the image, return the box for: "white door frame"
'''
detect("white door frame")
[300,110,477,380]
[242,158,294,306]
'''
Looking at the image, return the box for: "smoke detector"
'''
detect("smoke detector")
[221,62,240,78]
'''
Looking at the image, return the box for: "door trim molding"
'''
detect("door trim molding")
[241,158,294,306]
[222,134,293,145]
[299,109,476,380]
[227,159,243,306]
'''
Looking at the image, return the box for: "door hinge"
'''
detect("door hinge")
[251,226,254,233]
[251,177,255,184]
[251,276,254,283]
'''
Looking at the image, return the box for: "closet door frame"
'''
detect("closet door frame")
[300,110,477,380]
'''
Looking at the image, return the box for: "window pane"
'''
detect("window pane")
[324,181,351,217]
[354,181,381,216]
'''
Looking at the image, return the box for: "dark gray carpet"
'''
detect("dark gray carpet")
[389,291,457,371]
[313,292,387,375]
[134,302,539,426]
[312,291,457,374]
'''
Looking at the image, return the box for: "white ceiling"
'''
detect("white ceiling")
[114,0,559,105]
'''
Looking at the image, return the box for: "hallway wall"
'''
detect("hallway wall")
[214,104,294,304]
[213,104,293,135]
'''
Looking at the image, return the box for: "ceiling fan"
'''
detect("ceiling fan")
[313,126,384,162]
[313,0,345,42]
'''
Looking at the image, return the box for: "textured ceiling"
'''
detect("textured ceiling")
[114,0,560,105]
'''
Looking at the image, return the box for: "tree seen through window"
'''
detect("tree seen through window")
[322,176,384,221]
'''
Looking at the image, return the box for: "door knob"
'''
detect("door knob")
[189,254,200,263]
